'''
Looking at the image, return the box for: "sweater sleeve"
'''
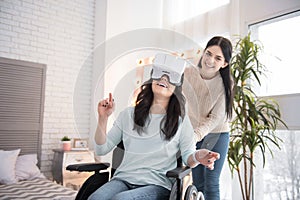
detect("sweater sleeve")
[194,91,227,141]
[179,116,197,165]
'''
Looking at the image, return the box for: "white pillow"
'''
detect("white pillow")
[0,149,20,184]
[15,154,45,181]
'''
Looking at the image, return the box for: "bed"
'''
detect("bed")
[0,178,76,200]
[0,149,77,200]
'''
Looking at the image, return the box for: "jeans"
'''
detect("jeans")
[87,178,170,200]
[192,132,229,200]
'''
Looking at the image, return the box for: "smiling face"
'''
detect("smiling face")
[200,45,228,79]
[152,75,176,99]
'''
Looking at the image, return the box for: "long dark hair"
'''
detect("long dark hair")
[133,77,186,140]
[200,36,233,118]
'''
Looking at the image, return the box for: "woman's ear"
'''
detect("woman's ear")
[221,61,228,68]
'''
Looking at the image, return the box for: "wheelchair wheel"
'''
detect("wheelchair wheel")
[184,185,201,200]
[169,181,178,200]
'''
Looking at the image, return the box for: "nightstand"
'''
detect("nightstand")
[52,149,95,190]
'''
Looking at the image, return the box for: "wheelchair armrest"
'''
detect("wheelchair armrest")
[166,166,191,179]
[66,162,110,172]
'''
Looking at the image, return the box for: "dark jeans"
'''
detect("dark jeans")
[192,132,229,200]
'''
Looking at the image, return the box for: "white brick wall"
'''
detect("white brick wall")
[0,0,95,177]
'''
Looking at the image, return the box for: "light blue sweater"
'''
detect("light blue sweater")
[95,107,196,190]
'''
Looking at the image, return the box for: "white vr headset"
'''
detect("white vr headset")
[151,53,187,86]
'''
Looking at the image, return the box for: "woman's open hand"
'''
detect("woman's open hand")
[196,149,220,170]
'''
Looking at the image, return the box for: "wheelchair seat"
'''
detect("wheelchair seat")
[67,142,204,200]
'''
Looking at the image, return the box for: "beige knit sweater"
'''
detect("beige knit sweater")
[183,65,230,141]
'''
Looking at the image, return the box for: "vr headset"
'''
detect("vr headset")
[151,53,187,86]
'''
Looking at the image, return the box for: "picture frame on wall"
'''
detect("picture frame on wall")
[72,138,88,150]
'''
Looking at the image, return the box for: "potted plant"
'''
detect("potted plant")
[61,136,71,151]
[228,33,287,200]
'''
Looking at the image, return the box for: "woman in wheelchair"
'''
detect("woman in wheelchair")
[89,53,220,200]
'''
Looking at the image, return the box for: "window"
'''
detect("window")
[263,130,300,199]
[249,11,300,200]
[249,11,300,96]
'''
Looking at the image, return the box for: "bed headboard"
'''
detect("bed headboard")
[0,57,46,165]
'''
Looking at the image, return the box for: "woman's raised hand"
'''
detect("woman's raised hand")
[98,93,115,118]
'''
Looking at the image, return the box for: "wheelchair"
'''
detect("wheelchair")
[67,142,204,200]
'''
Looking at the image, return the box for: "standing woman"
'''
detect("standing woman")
[183,36,233,200]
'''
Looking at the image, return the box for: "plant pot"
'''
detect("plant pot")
[62,141,71,151]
